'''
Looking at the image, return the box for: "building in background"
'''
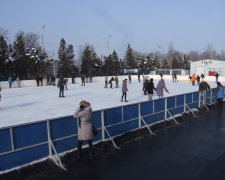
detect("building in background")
[190,59,225,76]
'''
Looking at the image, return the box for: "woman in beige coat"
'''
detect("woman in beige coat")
[73,100,93,160]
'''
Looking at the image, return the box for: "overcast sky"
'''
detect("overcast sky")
[1,0,225,58]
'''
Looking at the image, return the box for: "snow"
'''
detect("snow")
[0,80,217,128]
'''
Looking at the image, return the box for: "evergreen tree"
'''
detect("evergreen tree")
[161,59,170,69]
[125,44,136,68]
[0,36,8,80]
[13,32,27,78]
[112,50,120,75]
[183,55,190,70]
[92,52,103,76]
[103,55,114,75]
[58,39,75,77]
[171,56,180,69]
[80,46,92,76]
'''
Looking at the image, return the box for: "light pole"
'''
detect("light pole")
[41,25,45,53]
[106,34,111,56]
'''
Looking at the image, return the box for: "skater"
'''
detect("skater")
[121,79,128,102]
[159,73,163,79]
[137,73,141,82]
[143,77,149,95]
[128,74,132,84]
[174,73,178,82]
[16,76,20,88]
[47,75,50,85]
[199,81,210,91]
[215,82,224,109]
[115,76,119,88]
[188,75,192,84]
[196,75,200,85]
[156,79,169,98]
[199,81,210,102]
[36,75,39,86]
[73,100,94,160]
[81,74,85,86]
[201,73,205,80]
[51,75,56,86]
[215,72,219,82]
[57,77,65,97]
[109,77,115,88]
[104,76,108,88]
[191,74,196,86]
[172,73,175,82]
[8,76,13,88]
[147,78,156,101]
[64,78,68,90]
[39,74,43,86]
[72,76,75,84]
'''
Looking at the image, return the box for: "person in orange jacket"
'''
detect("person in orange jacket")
[191,74,196,86]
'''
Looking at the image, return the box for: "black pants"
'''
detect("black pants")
[217,98,223,108]
[110,82,112,88]
[59,88,64,97]
[78,139,93,153]
[121,92,127,101]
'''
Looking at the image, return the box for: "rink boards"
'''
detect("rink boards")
[0,90,218,172]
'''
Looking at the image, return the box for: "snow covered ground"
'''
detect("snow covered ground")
[0,79,218,128]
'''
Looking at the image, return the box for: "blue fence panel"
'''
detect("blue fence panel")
[50,117,76,140]
[92,111,101,128]
[167,97,175,109]
[142,112,165,125]
[185,93,192,104]
[13,122,48,149]
[205,91,212,104]
[154,99,165,113]
[140,101,153,116]
[123,104,138,121]
[193,91,199,102]
[104,107,122,126]
[106,120,138,137]
[0,144,48,172]
[0,129,11,154]
[53,137,77,154]
[177,95,184,106]
[167,107,184,117]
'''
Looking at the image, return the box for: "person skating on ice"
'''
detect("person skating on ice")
[57,76,65,97]
[156,79,169,98]
[121,79,128,102]
[147,78,156,100]
[104,76,108,88]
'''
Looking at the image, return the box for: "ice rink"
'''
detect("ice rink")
[0,79,217,128]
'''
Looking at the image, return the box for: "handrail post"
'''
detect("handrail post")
[47,120,52,156]
[138,103,141,128]
[101,110,105,141]
[165,98,167,120]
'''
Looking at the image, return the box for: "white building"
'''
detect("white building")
[190,59,225,76]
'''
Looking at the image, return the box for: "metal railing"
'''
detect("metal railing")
[0,90,218,173]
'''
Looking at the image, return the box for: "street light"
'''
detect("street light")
[106,34,111,56]
[41,25,45,53]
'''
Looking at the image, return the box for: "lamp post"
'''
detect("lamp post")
[41,25,45,53]
[106,34,111,56]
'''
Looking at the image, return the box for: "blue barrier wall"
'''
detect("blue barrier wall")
[0,91,217,172]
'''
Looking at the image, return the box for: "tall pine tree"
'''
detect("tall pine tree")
[125,44,136,68]
[58,38,75,77]
[0,36,8,80]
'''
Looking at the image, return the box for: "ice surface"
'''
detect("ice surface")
[0,80,217,128]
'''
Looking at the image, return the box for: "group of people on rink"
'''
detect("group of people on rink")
[104,76,119,88]
[143,76,169,100]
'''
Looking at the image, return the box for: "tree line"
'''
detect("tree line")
[1,28,225,80]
